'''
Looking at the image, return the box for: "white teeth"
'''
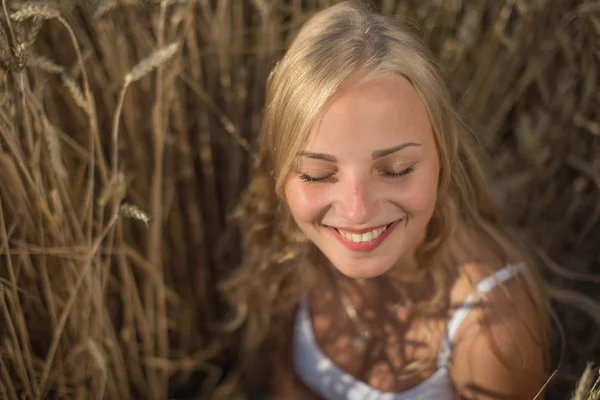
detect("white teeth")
[339,225,388,243]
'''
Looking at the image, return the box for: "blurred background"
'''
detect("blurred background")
[0,0,598,399]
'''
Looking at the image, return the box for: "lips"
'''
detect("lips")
[335,223,392,243]
[323,219,401,252]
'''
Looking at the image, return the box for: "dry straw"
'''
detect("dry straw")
[10,5,60,21]
[42,119,68,179]
[60,73,89,113]
[0,0,598,399]
[572,364,600,400]
[119,203,151,227]
[26,55,64,74]
[125,42,180,85]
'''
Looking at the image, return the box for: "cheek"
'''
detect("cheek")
[397,170,439,216]
[284,181,330,224]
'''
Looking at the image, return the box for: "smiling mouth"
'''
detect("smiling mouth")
[322,220,400,252]
[332,223,393,243]
[322,220,400,243]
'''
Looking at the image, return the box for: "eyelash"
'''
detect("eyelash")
[299,166,415,183]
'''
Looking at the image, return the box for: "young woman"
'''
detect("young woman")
[221,2,550,399]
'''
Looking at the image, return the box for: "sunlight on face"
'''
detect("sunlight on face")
[283,74,440,279]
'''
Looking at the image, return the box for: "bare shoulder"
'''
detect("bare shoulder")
[447,261,548,400]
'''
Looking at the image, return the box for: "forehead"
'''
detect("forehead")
[304,74,433,153]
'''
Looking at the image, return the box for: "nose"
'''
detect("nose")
[334,175,379,224]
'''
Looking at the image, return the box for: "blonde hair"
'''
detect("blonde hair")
[220,0,550,392]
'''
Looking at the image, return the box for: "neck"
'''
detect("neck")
[385,254,420,283]
[329,260,415,307]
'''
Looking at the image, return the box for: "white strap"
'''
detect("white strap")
[437,263,524,368]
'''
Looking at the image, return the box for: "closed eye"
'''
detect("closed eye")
[299,166,414,183]
[381,166,415,178]
[299,173,336,183]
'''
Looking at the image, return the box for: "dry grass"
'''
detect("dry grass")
[0,0,597,399]
[572,363,600,400]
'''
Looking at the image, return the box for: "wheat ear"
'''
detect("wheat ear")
[125,42,180,85]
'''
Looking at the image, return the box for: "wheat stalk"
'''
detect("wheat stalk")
[61,73,89,113]
[111,41,180,190]
[125,42,180,85]
[10,5,60,21]
[119,203,151,227]
[10,0,107,249]
[94,0,117,19]
[146,4,172,396]
[0,2,598,400]
[572,363,600,400]
[37,210,120,396]
[43,120,68,179]
[97,172,126,209]
[86,339,107,399]
[573,365,595,400]
[0,24,9,61]
[27,55,64,74]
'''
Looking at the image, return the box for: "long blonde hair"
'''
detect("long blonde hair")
[220,0,550,392]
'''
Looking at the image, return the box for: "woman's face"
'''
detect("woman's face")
[283,74,440,279]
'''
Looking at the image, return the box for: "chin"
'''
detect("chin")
[331,259,394,280]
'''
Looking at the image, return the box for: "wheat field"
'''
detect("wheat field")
[0,0,598,399]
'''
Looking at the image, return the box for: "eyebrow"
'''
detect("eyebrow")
[299,142,421,162]
[371,142,421,159]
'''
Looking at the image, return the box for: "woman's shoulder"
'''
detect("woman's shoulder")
[446,259,547,399]
[446,223,526,306]
[440,224,547,398]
